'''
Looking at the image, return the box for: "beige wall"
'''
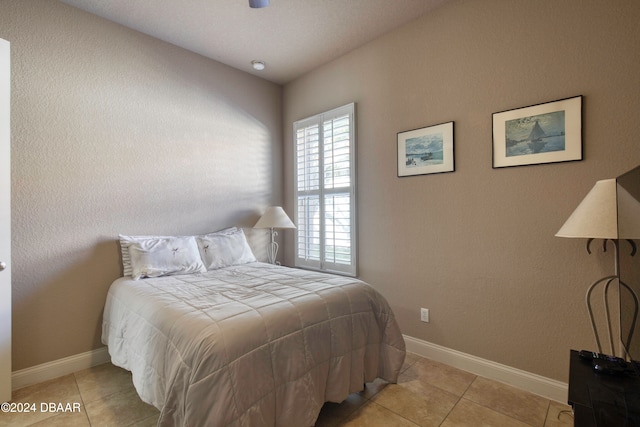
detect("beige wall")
[283,0,640,381]
[0,0,283,370]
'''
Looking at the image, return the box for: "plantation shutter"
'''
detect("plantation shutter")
[294,103,356,276]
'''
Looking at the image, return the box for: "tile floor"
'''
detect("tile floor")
[1,352,574,427]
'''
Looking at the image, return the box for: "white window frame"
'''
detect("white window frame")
[293,103,357,276]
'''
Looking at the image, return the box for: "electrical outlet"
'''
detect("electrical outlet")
[420,308,429,323]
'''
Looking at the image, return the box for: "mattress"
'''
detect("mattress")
[102,262,406,426]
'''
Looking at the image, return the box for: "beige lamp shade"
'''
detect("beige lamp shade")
[556,179,640,239]
[254,206,296,229]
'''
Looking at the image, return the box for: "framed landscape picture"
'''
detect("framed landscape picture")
[492,95,582,168]
[397,121,454,177]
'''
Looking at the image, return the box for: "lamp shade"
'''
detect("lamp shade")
[254,206,295,229]
[556,179,640,239]
[556,179,618,239]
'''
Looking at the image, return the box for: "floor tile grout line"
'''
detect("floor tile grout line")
[448,396,543,427]
[462,376,553,427]
[86,386,156,427]
[438,393,466,426]
[75,371,103,427]
[460,395,548,427]
[72,372,93,426]
[541,400,552,427]
[395,360,557,427]
[371,400,423,426]
[72,368,157,426]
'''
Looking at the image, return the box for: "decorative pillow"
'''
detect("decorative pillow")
[126,236,206,280]
[119,234,174,277]
[196,227,257,270]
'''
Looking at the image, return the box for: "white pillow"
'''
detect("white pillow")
[120,232,233,277]
[119,234,174,277]
[127,236,206,280]
[118,228,253,276]
[196,228,257,270]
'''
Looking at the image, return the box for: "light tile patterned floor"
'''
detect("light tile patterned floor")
[1,352,574,426]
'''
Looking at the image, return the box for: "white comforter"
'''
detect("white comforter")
[102,262,406,426]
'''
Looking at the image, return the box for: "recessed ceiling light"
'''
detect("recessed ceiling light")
[251,60,266,71]
[249,0,270,8]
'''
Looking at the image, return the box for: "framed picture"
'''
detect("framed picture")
[492,95,582,168]
[397,121,454,177]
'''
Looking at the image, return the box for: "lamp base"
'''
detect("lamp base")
[585,239,639,357]
[266,228,279,265]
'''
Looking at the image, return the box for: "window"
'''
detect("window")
[294,103,357,276]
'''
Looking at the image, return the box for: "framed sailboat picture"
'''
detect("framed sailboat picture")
[492,95,582,168]
[397,121,454,177]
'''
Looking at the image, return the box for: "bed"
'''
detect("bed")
[102,229,406,426]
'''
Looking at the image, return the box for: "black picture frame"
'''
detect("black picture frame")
[492,95,583,168]
[397,121,455,177]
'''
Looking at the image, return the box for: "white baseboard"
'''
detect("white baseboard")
[12,347,111,391]
[403,335,568,403]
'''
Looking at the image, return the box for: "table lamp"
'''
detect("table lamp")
[556,178,640,355]
[254,206,295,264]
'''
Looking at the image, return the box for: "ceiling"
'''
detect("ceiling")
[57,0,449,85]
